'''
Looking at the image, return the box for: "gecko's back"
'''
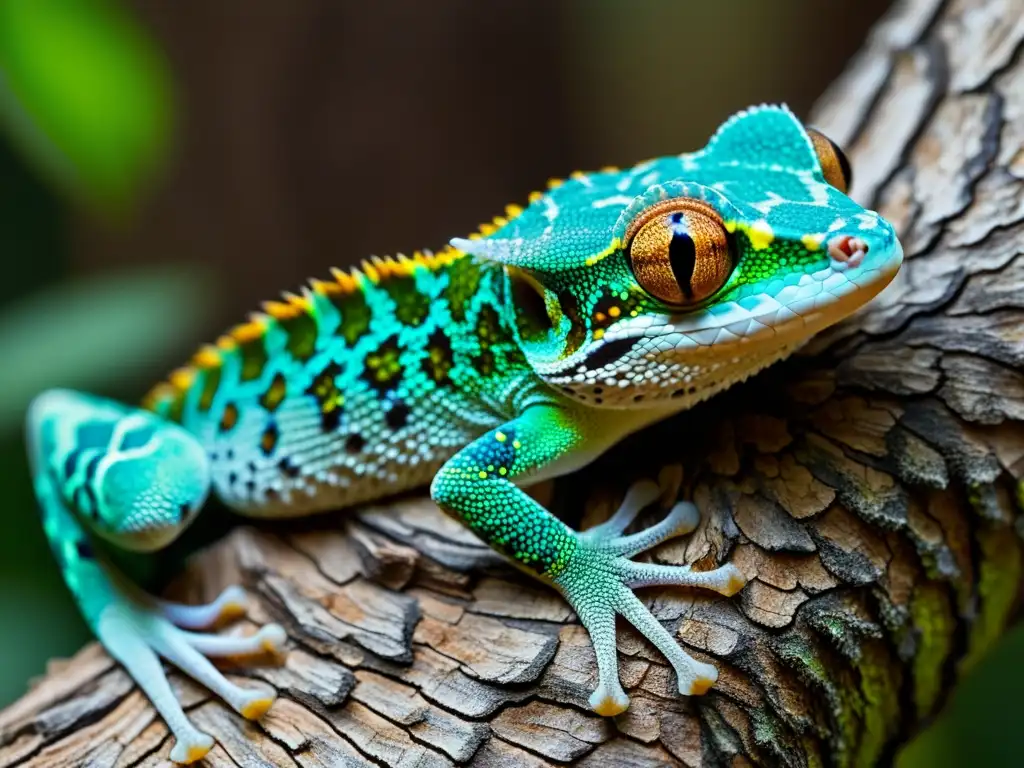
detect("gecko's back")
[143,248,537,517]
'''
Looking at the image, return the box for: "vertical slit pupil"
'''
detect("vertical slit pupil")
[667,212,696,300]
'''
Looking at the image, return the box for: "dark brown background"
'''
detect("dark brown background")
[75,1,889,341]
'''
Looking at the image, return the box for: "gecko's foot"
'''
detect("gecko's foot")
[559,479,746,715]
[96,586,287,764]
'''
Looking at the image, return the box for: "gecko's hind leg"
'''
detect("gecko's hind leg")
[27,389,285,764]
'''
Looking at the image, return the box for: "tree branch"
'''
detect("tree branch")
[3,0,1023,765]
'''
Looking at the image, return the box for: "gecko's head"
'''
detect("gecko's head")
[452,104,903,408]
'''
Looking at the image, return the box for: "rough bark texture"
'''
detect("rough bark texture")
[3,0,1024,765]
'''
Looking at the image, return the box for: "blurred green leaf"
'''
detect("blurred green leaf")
[0,0,174,215]
[0,266,213,433]
[899,624,1024,767]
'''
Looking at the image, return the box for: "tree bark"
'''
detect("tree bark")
[3,0,1024,765]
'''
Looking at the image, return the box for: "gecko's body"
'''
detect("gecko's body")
[25,106,902,764]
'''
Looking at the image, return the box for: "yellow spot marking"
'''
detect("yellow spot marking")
[689,677,715,696]
[547,177,564,189]
[192,344,221,369]
[498,467,507,475]
[746,219,775,250]
[724,220,738,233]
[593,329,605,340]
[478,470,488,479]
[608,306,621,318]
[495,431,506,442]
[241,697,274,720]
[528,190,543,203]
[584,237,622,267]
[505,203,523,218]
[512,440,521,449]
[599,165,620,173]
[802,233,825,251]
[169,367,195,391]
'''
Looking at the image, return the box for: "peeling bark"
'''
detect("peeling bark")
[3,0,1024,765]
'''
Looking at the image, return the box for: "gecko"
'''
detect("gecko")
[24,104,902,764]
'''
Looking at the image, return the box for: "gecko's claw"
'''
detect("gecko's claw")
[95,587,283,764]
[558,479,746,712]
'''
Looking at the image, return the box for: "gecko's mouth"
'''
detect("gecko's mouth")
[553,233,903,407]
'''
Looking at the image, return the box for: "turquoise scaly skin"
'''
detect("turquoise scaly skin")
[24,105,902,763]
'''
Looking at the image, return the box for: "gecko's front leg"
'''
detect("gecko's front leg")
[430,401,745,715]
[26,390,286,764]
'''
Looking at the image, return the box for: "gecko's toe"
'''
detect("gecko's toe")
[686,671,718,696]
[589,683,630,716]
[239,691,277,720]
[170,732,214,764]
[718,563,747,597]
[257,623,288,654]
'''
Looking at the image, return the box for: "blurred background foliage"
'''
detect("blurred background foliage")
[0,1,1020,765]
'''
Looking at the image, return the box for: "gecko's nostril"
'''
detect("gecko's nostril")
[828,235,868,268]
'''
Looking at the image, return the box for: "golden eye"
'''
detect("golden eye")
[807,128,852,193]
[625,199,732,306]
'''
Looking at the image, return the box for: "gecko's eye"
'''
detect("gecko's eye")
[626,198,732,306]
[807,128,852,193]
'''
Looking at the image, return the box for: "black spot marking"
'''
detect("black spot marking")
[228,471,238,485]
[307,362,344,431]
[422,328,455,385]
[63,449,83,481]
[362,336,403,393]
[345,434,366,454]
[261,372,287,413]
[260,424,279,456]
[386,402,410,430]
[583,337,637,371]
[322,408,342,432]
[668,212,696,300]
[218,404,238,433]
[84,453,103,483]
[75,540,94,560]
[278,458,301,478]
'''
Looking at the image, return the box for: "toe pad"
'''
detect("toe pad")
[241,695,275,720]
[170,733,214,764]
